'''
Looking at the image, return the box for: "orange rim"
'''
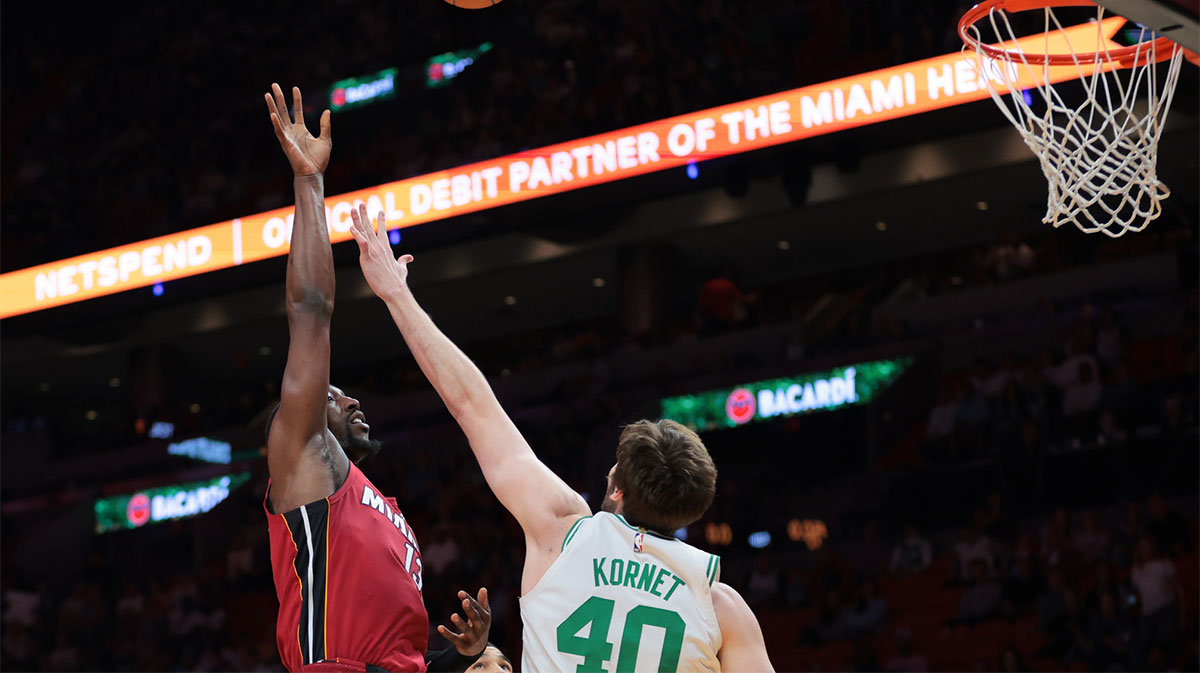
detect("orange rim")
[958,0,1180,67]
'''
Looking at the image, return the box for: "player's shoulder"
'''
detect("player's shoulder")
[710,582,754,626]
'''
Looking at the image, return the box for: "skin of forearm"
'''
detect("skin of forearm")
[286,174,334,313]
[381,285,494,420]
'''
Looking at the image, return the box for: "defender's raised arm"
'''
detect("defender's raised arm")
[349,206,589,585]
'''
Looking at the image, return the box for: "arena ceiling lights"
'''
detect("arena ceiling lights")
[0,19,1127,318]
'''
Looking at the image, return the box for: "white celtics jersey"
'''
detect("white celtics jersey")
[520,512,722,672]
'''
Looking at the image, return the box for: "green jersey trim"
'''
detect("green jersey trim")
[561,516,592,551]
[706,555,720,585]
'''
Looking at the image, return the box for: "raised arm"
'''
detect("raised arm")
[711,582,775,672]
[263,84,341,509]
[349,206,590,562]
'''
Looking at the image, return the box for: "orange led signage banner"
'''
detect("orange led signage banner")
[0,19,1124,318]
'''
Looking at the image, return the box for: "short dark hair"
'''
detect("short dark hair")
[612,419,717,535]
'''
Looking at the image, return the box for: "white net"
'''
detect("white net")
[962,4,1186,237]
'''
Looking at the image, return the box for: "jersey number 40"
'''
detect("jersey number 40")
[556,596,686,672]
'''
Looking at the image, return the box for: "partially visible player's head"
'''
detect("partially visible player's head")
[602,419,717,536]
[263,385,382,463]
[468,644,512,673]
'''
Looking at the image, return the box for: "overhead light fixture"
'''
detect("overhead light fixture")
[38,382,50,392]
[592,277,606,288]
[85,410,98,421]
[777,240,791,251]
[189,403,201,414]
[109,378,121,388]
[504,295,517,306]
[259,346,272,356]
[976,201,989,211]
[875,221,887,231]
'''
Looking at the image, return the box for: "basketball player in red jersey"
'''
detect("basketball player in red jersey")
[261,83,490,673]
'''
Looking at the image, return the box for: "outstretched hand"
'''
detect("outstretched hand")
[437,588,491,658]
[350,204,413,301]
[264,83,331,176]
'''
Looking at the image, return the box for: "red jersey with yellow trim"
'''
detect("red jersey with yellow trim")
[266,461,427,673]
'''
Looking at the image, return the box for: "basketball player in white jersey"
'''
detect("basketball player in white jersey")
[348,205,774,672]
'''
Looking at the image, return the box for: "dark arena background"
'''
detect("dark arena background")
[2,1,1198,671]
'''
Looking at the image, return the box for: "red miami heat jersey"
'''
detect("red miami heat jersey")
[266,461,427,672]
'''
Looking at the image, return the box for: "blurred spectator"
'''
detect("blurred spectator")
[1131,535,1182,663]
[1146,494,1190,557]
[953,515,995,582]
[1062,359,1104,440]
[1087,563,1137,619]
[885,629,929,673]
[2,577,40,629]
[783,566,808,608]
[846,578,888,636]
[808,547,855,609]
[802,591,855,646]
[956,559,1003,626]
[1001,554,1042,618]
[980,491,1016,546]
[990,380,1027,453]
[1094,308,1127,366]
[1073,510,1111,565]
[695,270,758,334]
[1041,510,1085,579]
[1096,407,1130,445]
[890,523,933,575]
[845,520,891,580]
[1046,337,1102,419]
[998,644,1033,672]
[978,232,1035,282]
[1039,569,1070,640]
[115,579,146,620]
[970,358,1011,398]
[1082,592,1135,672]
[2,622,39,671]
[851,637,881,673]
[1113,502,1145,568]
[47,633,81,671]
[924,386,959,462]
[422,524,463,576]
[227,531,255,588]
[747,552,782,609]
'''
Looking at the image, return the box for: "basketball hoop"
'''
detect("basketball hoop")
[959,0,1194,237]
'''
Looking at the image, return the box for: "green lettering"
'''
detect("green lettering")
[663,574,686,600]
[651,567,669,597]
[637,562,656,592]
[610,558,625,584]
[624,561,640,588]
[593,557,608,587]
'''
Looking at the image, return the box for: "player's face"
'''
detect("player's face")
[469,646,512,673]
[327,385,382,462]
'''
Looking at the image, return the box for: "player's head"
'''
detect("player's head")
[468,644,511,673]
[326,385,381,463]
[601,419,717,536]
[262,385,382,463]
